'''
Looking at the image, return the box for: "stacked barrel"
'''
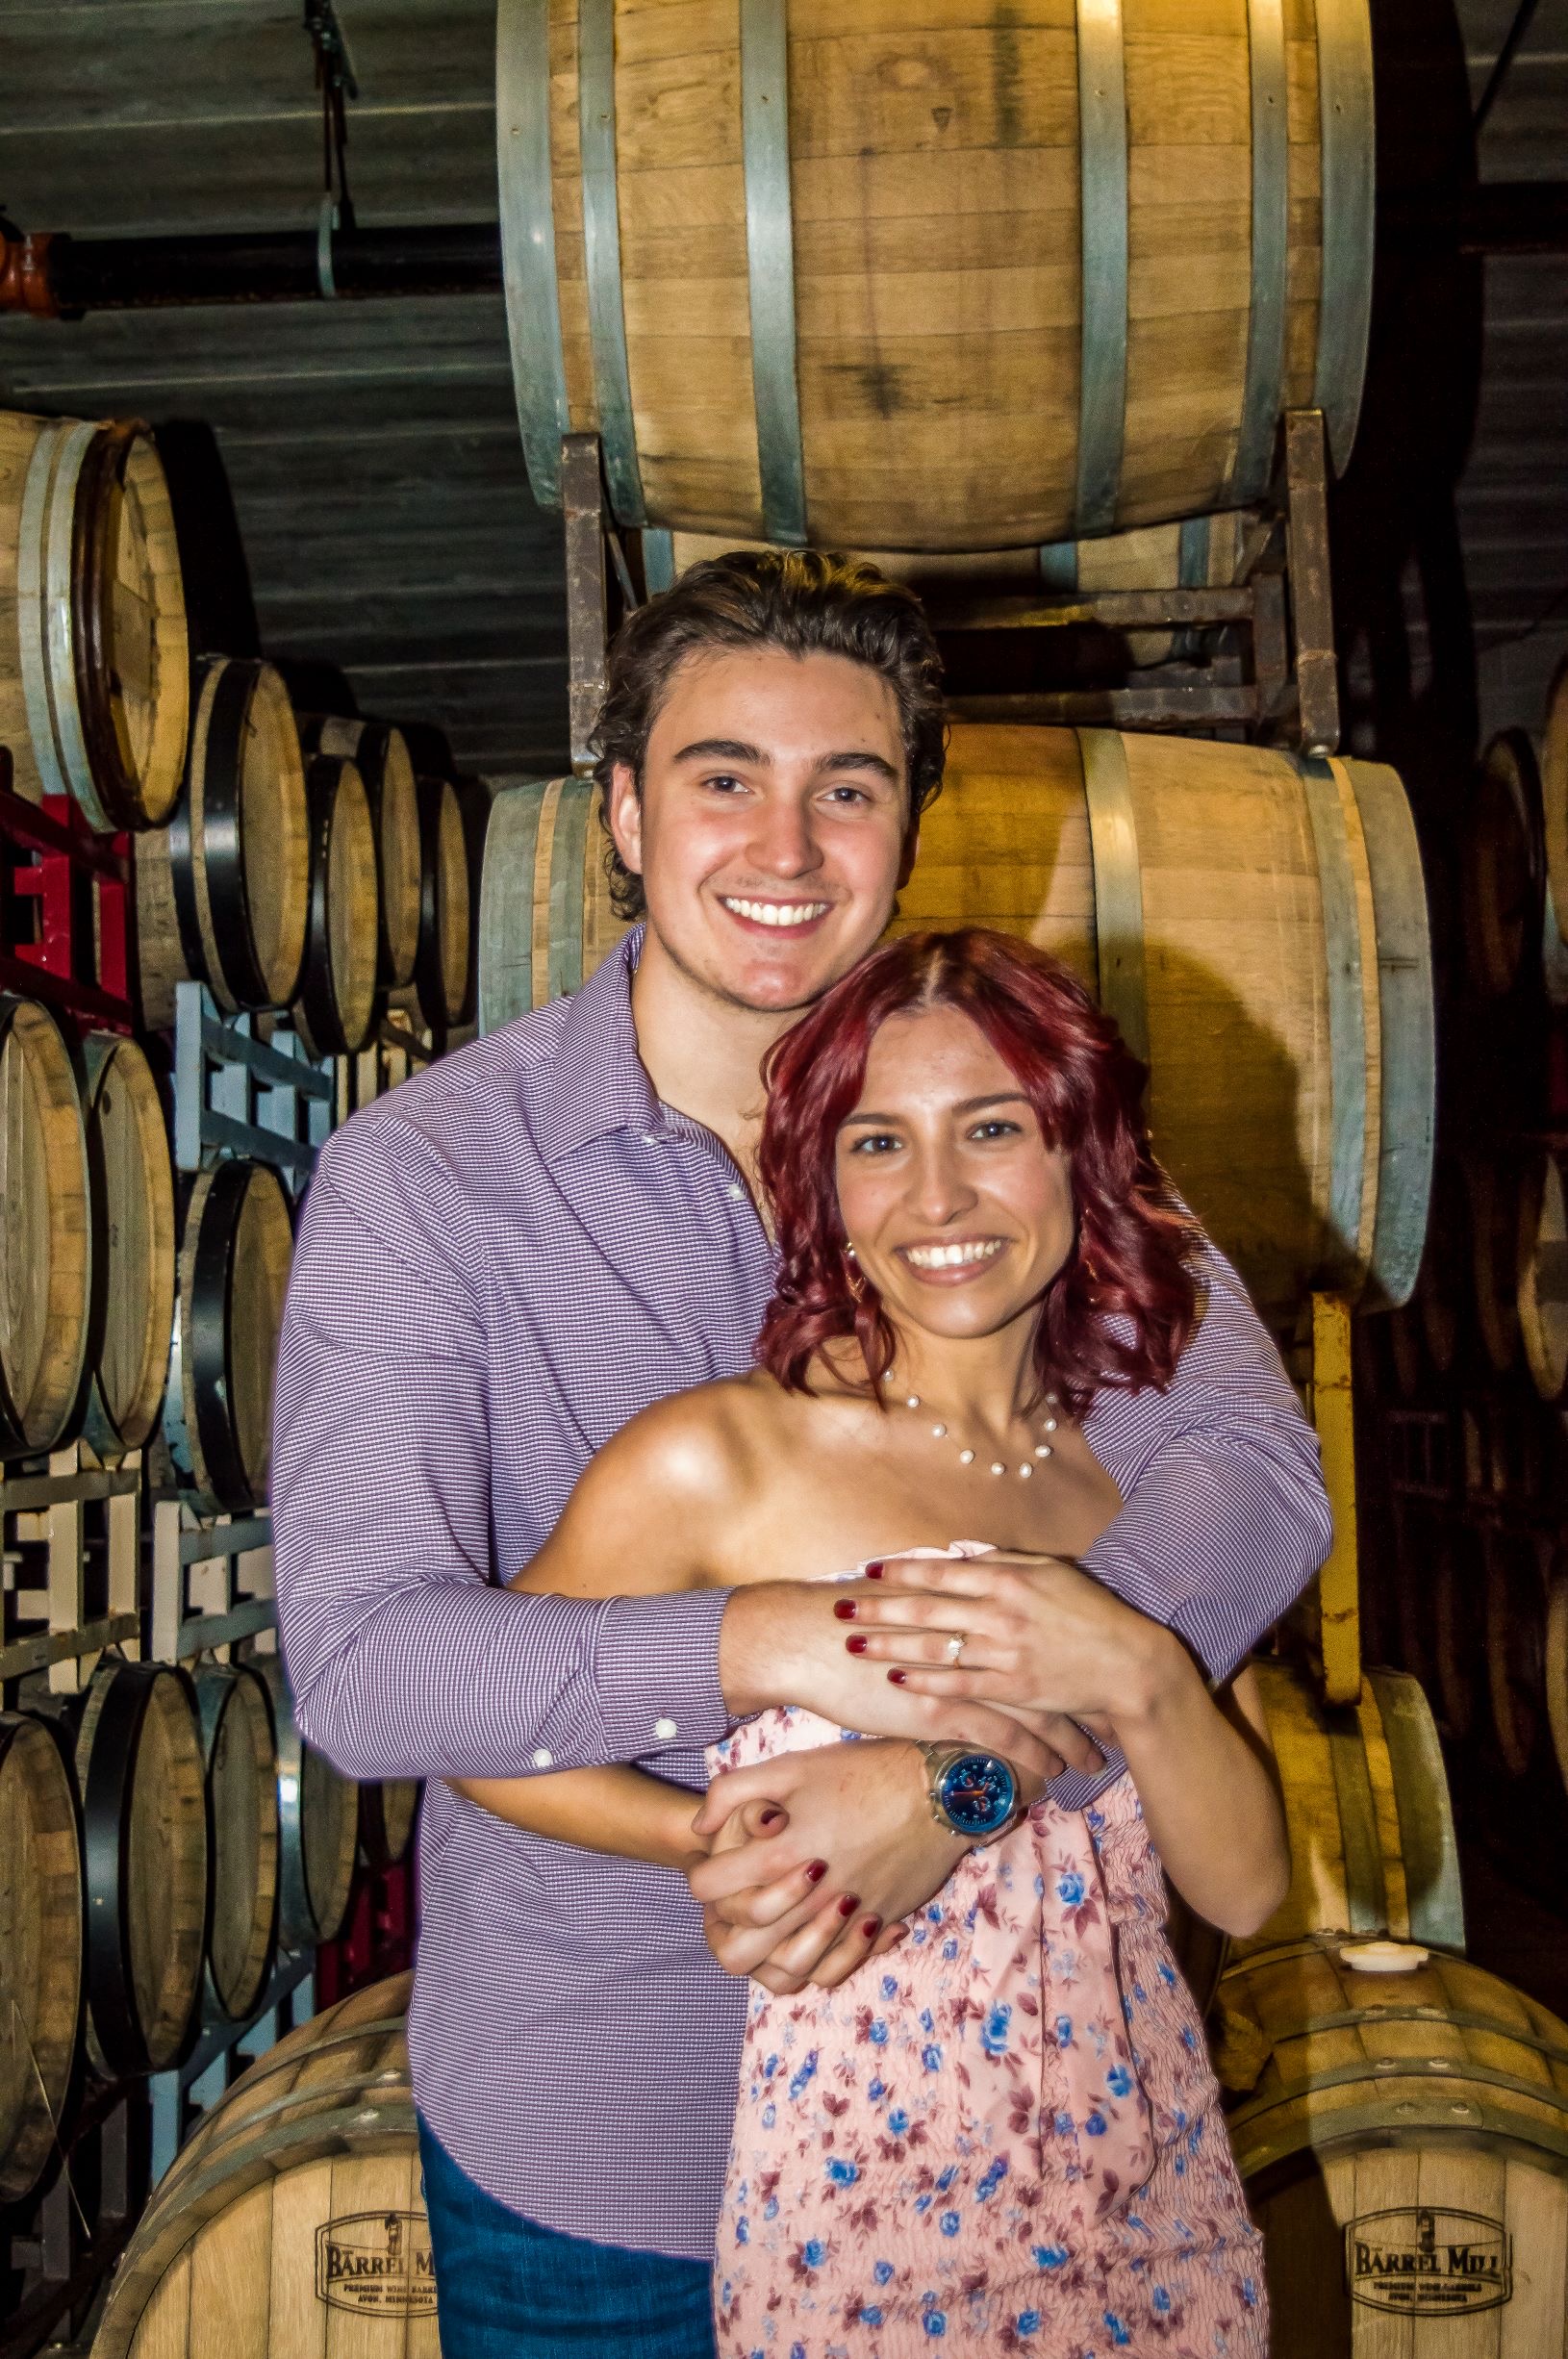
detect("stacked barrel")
[0,409,464,2219]
[1364,659,1568,1864]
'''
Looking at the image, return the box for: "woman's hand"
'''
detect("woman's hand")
[833,1551,1184,1737]
[687,1741,964,1993]
[719,1580,1105,1780]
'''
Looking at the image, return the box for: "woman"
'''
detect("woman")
[453,929,1286,2356]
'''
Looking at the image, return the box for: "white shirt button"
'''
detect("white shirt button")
[725,1182,745,1201]
[653,1716,679,1741]
[641,1131,659,1146]
[532,1747,553,1769]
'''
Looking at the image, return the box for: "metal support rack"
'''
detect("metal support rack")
[172,981,333,1190]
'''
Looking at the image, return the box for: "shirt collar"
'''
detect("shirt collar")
[536,926,665,1164]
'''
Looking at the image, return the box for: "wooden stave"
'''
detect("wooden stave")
[164,1159,294,1516]
[1217,1937,1568,2359]
[91,1974,422,2359]
[78,1031,177,1458]
[74,1660,208,2077]
[1237,1660,1465,1963]
[1518,1143,1568,1405]
[292,755,382,1059]
[0,995,94,1457]
[1462,728,1545,1000]
[192,1663,279,2024]
[0,1710,84,2204]
[252,1654,359,1951]
[133,657,310,1027]
[301,716,422,990]
[0,410,189,827]
[474,735,1435,1316]
[1466,1148,1524,1376]
[1482,1529,1551,1781]
[359,1778,422,1871]
[496,0,1373,549]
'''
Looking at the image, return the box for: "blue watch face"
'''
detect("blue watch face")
[938,1752,1018,1837]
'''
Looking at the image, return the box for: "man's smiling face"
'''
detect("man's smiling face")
[607,644,916,1017]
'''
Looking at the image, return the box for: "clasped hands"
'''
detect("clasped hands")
[692,1550,1171,1994]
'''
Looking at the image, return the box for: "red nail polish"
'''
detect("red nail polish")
[805,1860,827,1884]
[888,1668,908,1686]
[865,1561,885,1579]
[861,1916,882,1940]
[838,1893,860,1918]
[759,1809,782,1826]
[833,1599,857,1621]
[846,1635,869,1655]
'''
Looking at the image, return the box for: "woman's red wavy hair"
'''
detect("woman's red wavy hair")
[755,927,1200,1418]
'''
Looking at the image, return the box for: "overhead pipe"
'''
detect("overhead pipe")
[2,189,1566,320]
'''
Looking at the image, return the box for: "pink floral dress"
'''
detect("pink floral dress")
[707,1551,1268,2358]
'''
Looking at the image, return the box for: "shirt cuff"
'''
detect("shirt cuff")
[594,1587,736,1763]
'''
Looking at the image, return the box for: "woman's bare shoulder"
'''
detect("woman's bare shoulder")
[597,1370,789,1509]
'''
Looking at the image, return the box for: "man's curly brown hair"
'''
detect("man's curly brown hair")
[590,548,948,921]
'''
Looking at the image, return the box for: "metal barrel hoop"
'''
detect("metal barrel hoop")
[1075,0,1129,538]
[577,0,646,525]
[80,1660,199,2076]
[496,0,572,507]
[18,419,106,824]
[1038,542,1079,593]
[546,776,594,1002]
[1230,0,1289,505]
[1338,758,1435,1311]
[71,420,154,832]
[1077,729,1150,1069]
[193,658,272,1008]
[741,0,808,546]
[193,1660,279,2020]
[412,774,462,1031]
[294,754,368,1056]
[257,1655,325,1950]
[1298,752,1370,1288]
[1312,0,1376,470]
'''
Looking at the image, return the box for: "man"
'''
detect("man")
[272,551,1329,2356]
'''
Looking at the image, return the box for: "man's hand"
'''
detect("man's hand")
[686,1741,966,1994]
[837,1550,1184,1733]
[718,1582,1103,1782]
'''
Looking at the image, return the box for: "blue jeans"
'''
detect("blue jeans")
[417,2116,718,2359]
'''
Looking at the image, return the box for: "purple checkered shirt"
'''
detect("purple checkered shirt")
[271,929,1330,2259]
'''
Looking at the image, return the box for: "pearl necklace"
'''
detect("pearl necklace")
[879,1373,1060,1479]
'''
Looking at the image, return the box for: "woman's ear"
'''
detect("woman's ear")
[605,761,645,877]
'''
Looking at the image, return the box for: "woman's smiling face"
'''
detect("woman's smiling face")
[834,1001,1077,1345]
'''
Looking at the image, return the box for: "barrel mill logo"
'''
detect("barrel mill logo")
[1346,2206,1512,2316]
[315,2210,438,2315]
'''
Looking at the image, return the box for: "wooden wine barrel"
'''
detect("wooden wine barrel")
[1547,1556,1568,1805]
[1240,1660,1465,1961]
[497,0,1373,549]
[1462,729,1545,999]
[0,996,92,1454]
[1433,1520,1487,1743]
[407,775,471,1032]
[1518,1145,1568,1404]
[1414,1151,1465,1379]
[193,1663,278,2022]
[134,657,310,1028]
[1483,1529,1552,1780]
[360,1779,421,1871]
[1539,651,1568,949]
[477,735,1435,1314]
[79,1033,176,1456]
[1216,1937,1568,2358]
[1466,1150,1522,1375]
[291,756,380,1058]
[75,1660,207,2075]
[254,1654,359,1949]
[164,1159,293,1514]
[301,717,421,988]
[661,512,1253,664]
[0,1711,82,2203]
[91,1973,428,2359]
[0,409,189,828]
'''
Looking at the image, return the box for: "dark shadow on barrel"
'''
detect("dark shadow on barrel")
[153,419,261,664]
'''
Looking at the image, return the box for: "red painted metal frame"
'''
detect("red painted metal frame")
[0,751,135,1032]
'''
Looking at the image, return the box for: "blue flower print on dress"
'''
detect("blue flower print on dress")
[825,2159,859,2186]
[1106,2063,1133,2097]
[801,2240,825,2270]
[975,2156,1009,2202]
[981,2002,1012,2056]
[761,2104,775,2129]
[873,2261,896,2286]
[1017,2312,1042,2337]
[1054,2014,1075,2048]
[1056,1870,1086,1906]
[1032,2245,1071,2271]
[869,2019,889,2046]
[940,2210,961,2236]
[935,2167,958,2193]
[1103,2312,1133,2347]
[736,2218,749,2245]
[862,2309,883,2328]
[880,1976,898,2000]
[1151,2286,1172,2315]
[922,2042,943,2071]
[888,2109,909,2136]
[1084,2112,1107,2137]
[923,2311,948,2337]
[788,2053,818,2101]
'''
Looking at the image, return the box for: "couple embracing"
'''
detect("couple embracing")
[272,552,1330,2358]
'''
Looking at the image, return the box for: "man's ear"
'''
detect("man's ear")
[897,823,921,892]
[605,761,645,877]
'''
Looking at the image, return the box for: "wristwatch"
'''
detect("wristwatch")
[916,1743,1022,1845]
